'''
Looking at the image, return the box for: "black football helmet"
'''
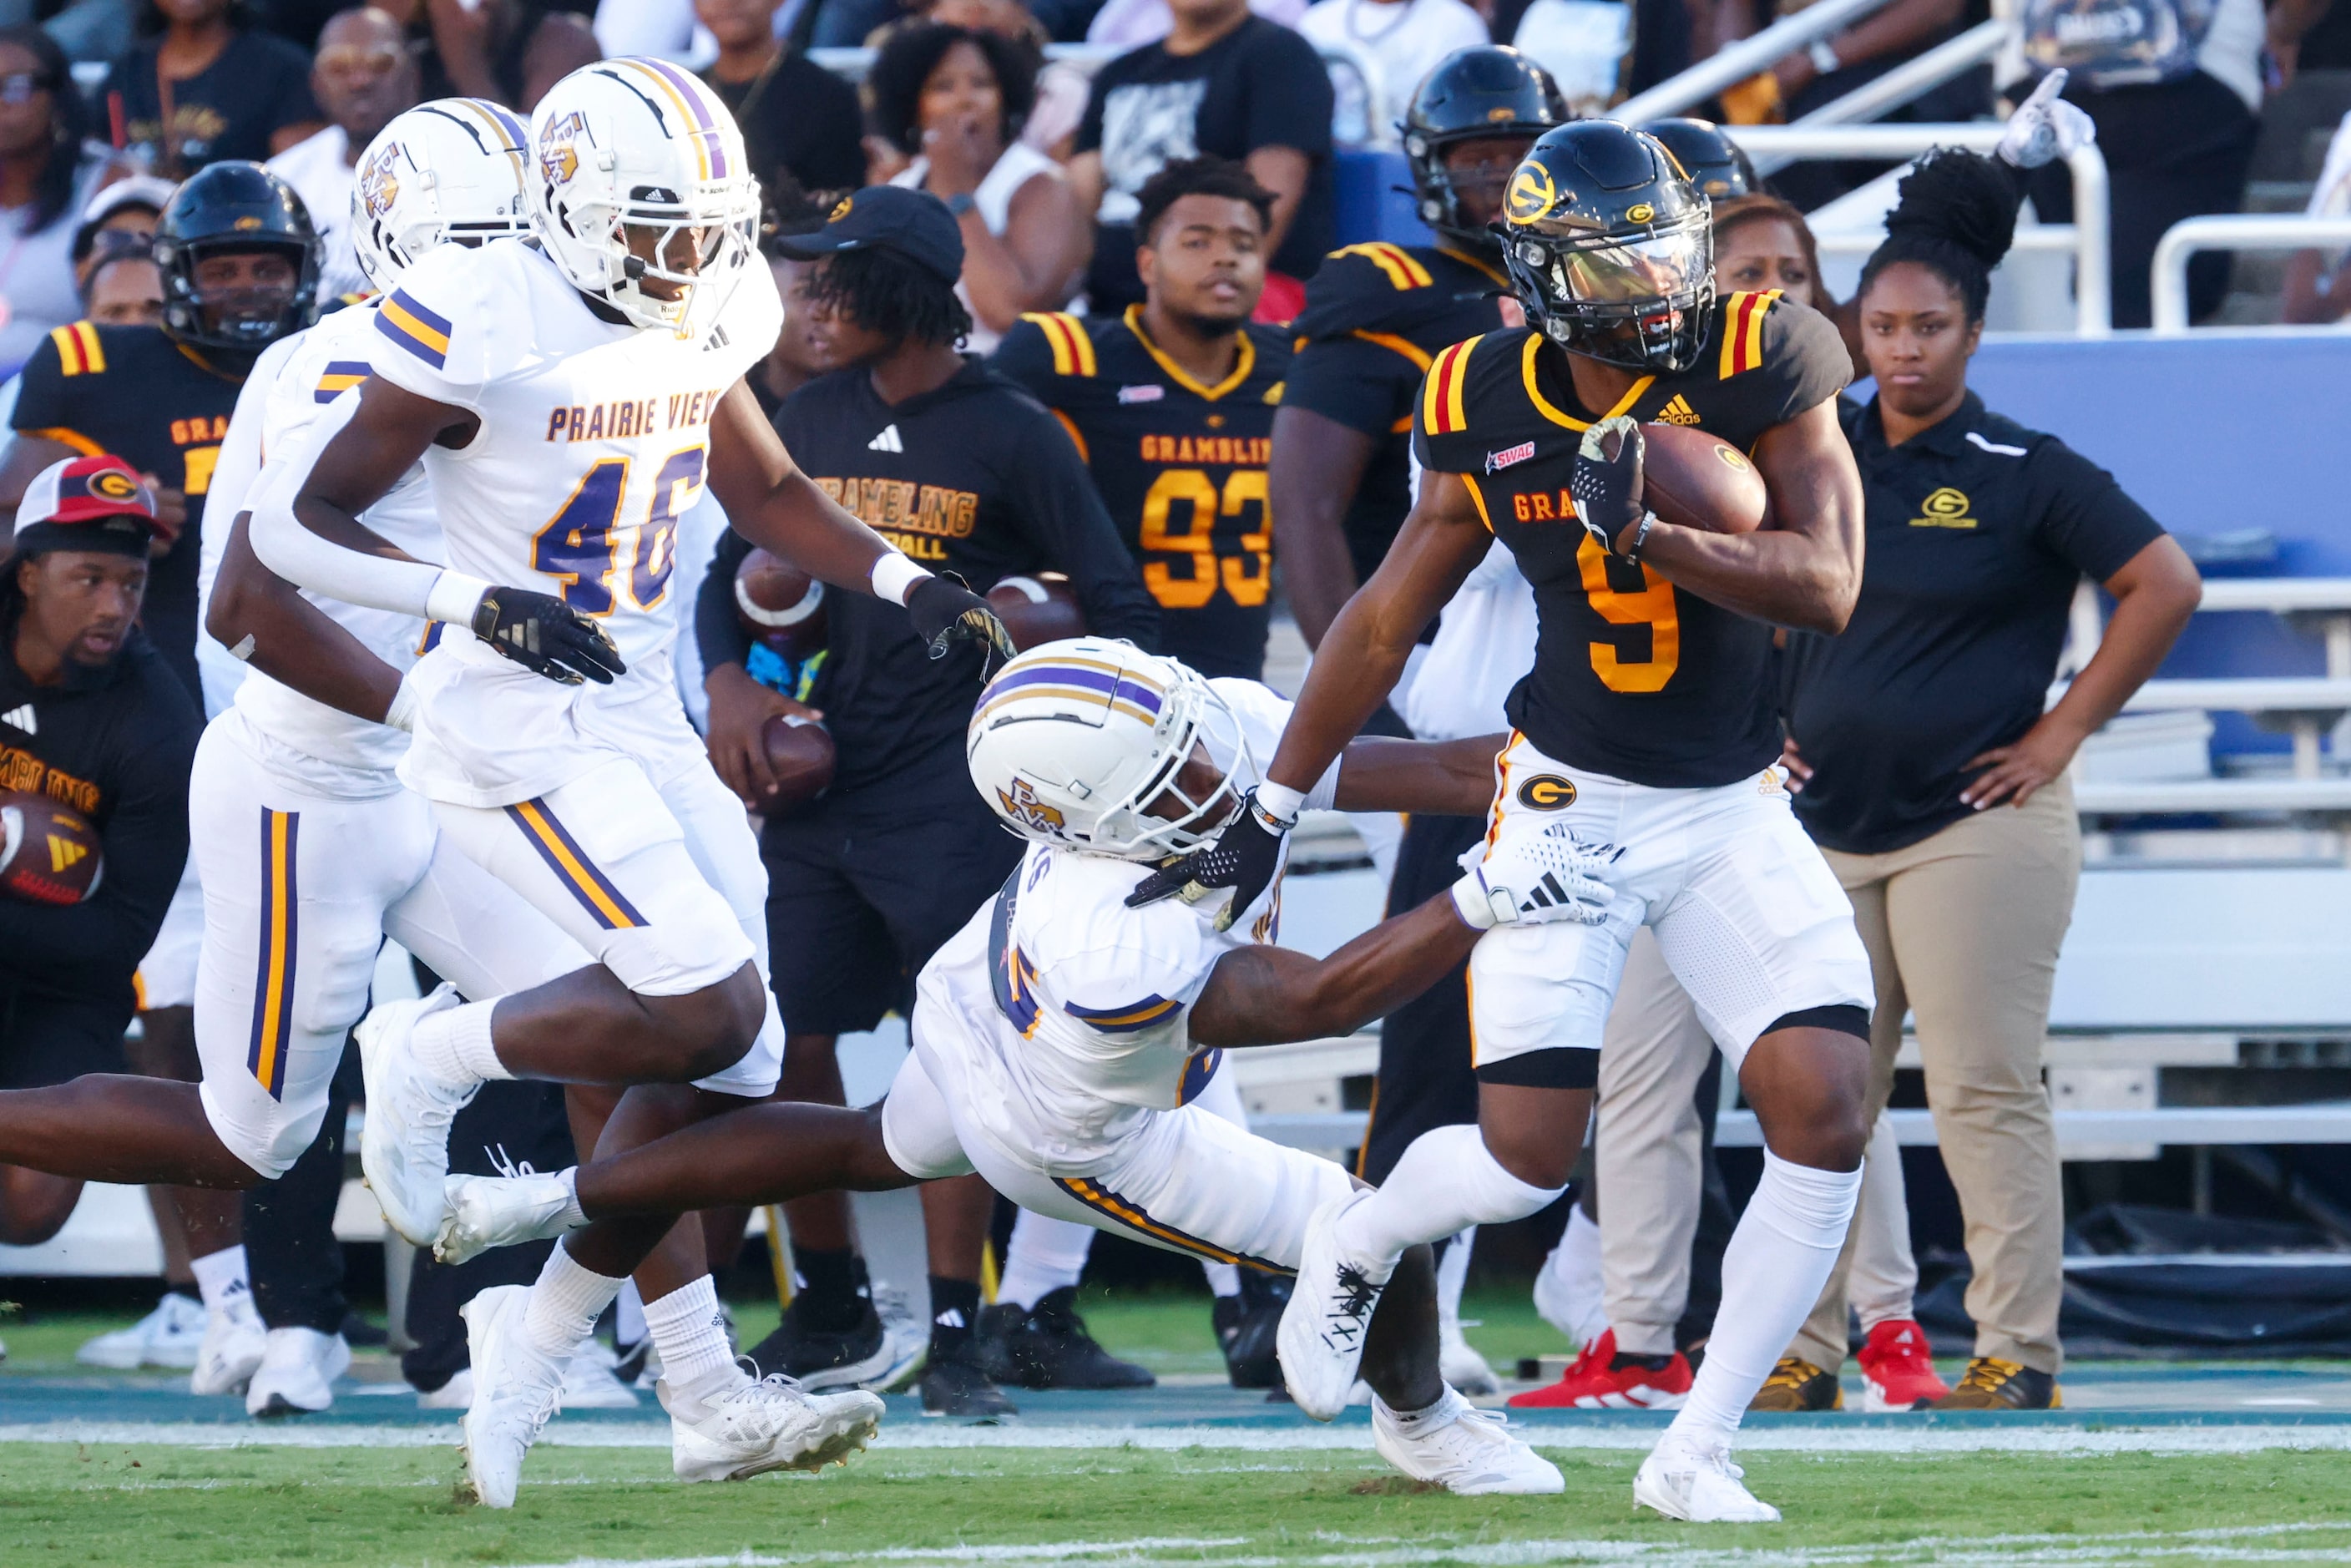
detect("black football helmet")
[1498,120,1713,374]
[154,161,322,353]
[1641,117,1759,202]
[1400,48,1570,252]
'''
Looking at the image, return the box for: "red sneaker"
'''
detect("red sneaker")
[1508,1328,1692,1410]
[1857,1318,1949,1411]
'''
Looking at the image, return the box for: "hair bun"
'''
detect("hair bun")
[1882,148,2020,272]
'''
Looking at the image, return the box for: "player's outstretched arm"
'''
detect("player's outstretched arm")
[706,382,1014,664]
[1333,731,1510,817]
[208,512,405,727]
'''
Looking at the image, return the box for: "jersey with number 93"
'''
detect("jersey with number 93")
[360,236,781,802]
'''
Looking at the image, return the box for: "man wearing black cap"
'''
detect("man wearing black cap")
[0,456,201,1255]
[695,185,1160,1419]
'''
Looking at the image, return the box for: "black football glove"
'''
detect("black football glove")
[1570,414,1646,554]
[1125,789,1292,930]
[908,573,1017,671]
[470,586,625,686]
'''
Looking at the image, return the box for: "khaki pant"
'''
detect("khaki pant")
[1787,776,2081,1376]
[1598,927,1916,1357]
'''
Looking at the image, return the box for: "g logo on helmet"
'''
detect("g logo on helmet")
[89,468,139,502]
[358,145,401,220]
[1517,774,1577,810]
[998,777,1065,835]
[1505,163,1558,224]
[538,112,584,185]
[1625,201,1656,224]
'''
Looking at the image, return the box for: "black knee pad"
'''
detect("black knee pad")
[1474,1046,1599,1090]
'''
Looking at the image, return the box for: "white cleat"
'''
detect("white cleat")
[245,1328,352,1417]
[1531,1210,1608,1347]
[1438,1318,1502,1399]
[357,982,474,1247]
[1277,1190,1393,1422]
[436,1170,585,1265]
[659,1363,884,1484]
[1634,1432,1782,1523]
[190,1292,267,1396]
[1374,1389,1563,1495]
[78,1292,207,1370]
[459,1284,568,1509]
[560,1347,641,1410]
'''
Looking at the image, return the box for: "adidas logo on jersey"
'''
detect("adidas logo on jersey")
[868,424,904,453]
[1656,395,1701,426]
[1,704,32,734]
[704,323,731,352]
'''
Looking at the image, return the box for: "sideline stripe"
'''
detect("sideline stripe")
[245,810,299,1099]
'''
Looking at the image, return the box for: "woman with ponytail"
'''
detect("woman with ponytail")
[1769,149,2202,1413]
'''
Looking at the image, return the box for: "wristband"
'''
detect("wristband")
[1449,869,1513,931]
[1255,781,1307,826]
[870,552,929,607]
[383,673,421,733]
[425,569,493,628]
[1621,511,1657,563]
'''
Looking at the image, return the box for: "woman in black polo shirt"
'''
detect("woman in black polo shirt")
[1774,151,2202,1412]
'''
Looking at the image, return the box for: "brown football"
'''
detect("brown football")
[1642,422,1773,535]
[0,789,103,905]
[735,548,827,658]
[987,573,1087,653]
[759,714,837,809]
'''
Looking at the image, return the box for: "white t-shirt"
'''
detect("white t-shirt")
[890,141,1065,353]
[268,126,367,301]
[1402,539,1535,742]
[0,153,114,380]
[1512,0,1631,115]
[1298,0,1491,137]
[1088,0,1307,49]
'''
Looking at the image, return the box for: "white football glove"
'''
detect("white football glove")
[1996,70,2096,169]
[1451,823,1619,930]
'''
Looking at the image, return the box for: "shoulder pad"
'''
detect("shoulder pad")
[1329,242,1436,291]
[1716,290,1784,380]
[1292,245,1440,340]
[46,321,109,377]
[1017,311,1097,377]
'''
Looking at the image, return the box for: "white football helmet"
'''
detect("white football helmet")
[528,58,761,335]
[349,99,533,294]
[968,639,1254,862]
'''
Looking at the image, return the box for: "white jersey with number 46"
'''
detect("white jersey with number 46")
[358,237,782,807]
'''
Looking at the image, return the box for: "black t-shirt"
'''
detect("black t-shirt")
[703,53,867,201]
[1075,17,1334,308]
[13,322,250,705]
[1782,392,2164,854]
[0,619,199,1004]
[1413,291,1851,788]
[694,359,1160,795]
[1286,240,1509,583]
[991,306,1288,680]
[104,29,320,174]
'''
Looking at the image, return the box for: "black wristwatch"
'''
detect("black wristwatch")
[945,192,978,218]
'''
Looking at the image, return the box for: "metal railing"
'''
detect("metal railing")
[1771,19,2006,140]
[2151,215,2351,334]
[1727,123,2111,336]
[1613,0,1901,122]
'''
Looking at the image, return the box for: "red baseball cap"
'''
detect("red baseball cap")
[15,454,171,555]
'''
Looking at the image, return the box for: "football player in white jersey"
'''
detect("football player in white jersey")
[430,639,1611,1505]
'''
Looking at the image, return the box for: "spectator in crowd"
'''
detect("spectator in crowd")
[872,23,1081,349]
[1297,0,1489,137]
[1711,189,1871,375]
[925,0,1089,157]
[0,27,128,382]
[1071,0,1334,319]
[102,0,324,175]
[79,230,164,325]
[751,199,841,414]
[2280,108,2351,325]
[267,6,422,301]
[1085,0,1306,51]
[415,0,599,111]
[69,175,176,294]
[696,0,863,202]
[1773,151,2200,1410]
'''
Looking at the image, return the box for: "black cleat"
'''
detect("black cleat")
[1216,1272,1287,1389]
[920,1352,1018,1419]
[1747,1356,1843,1412]
[986,1287,1155,1390]
[746,1296,894,1391]
[973,1302,1027,1385]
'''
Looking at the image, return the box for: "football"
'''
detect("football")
[735,548,827,658]
[1641,422,1773,535]
[759,713,837,809]
[988,573,1087,652]
[0,789,103,905]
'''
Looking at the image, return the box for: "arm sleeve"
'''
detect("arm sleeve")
[1008,412,1163,648]
[0,698,195,989]
[1284,334,1421,438]
[1243,27,1333,156]
[695,527,757,675]
[2027,438,2166,582]
[246,392,453,620]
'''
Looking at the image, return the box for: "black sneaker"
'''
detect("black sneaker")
[1216,1273,1287,1389]
[745,1295,894,1390]
[972,1302,1027,1385]
[1931,1358,2061,1410]
[991,1287,1155,1390]
[1747,1356,1843,1412]
[920,1352,1018,1419]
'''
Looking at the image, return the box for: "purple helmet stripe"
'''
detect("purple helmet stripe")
[980,664,1165,716]
[636,56,730,180]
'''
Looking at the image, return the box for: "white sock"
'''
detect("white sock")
[553,1167,589,1231]
[616,1277,646,1348]
[1434,1227,1474,1335]
[411,1000,513,1088]
[1377,1384,1469,1429]
[521,1241,624,1362]
[1666,1151,1860,1449]
[643,1275,735,1393]
[997,1211,1095,1312]
[190,1244,250,1313]
[1335,1124,1565,1274]
[1201,1261,1241,1299]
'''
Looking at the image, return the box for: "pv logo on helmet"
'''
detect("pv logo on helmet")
[1506,164,1558,224]
[998,777,1066,835]
[538,113,584,185]
[358,145,401,220]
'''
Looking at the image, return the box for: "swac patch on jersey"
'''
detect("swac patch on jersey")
[1022,312,1096,377]
[377,289,452,369]
[314,360,370,403]
[1718,291,1782,380]
[1329,242,1432,291]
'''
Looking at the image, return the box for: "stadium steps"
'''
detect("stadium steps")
[2217,70,2351,324]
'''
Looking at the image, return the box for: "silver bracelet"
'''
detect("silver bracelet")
[1621,511,1657,563]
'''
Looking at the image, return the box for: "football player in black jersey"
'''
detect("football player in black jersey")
[1136,121,1877,1524]
[992,157,1288,680]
